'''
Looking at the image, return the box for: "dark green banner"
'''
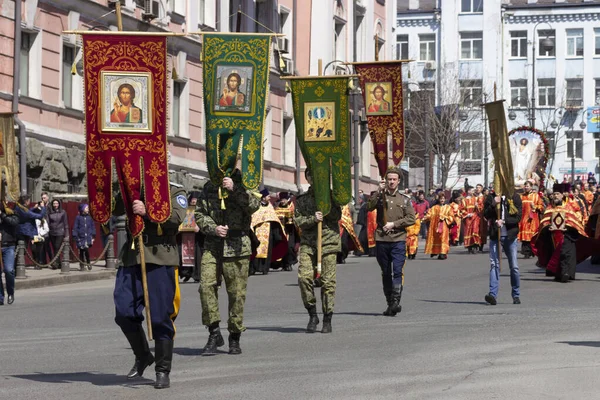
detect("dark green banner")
[203,34,271,190]
[289,76,352,215]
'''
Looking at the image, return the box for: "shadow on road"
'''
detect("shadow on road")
[10,372,153,387]
[173,347,204,356]
[335,312,383,317]
[557,341,600,348]
[419,299,484,305]
[245,326,306,333]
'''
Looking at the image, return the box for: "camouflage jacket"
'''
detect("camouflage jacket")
[195,171,260,258]
[114,186,187,267]
[294,186,341,255]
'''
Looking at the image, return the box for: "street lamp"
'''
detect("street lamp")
[508,96,531,123]
[531,22,554,129]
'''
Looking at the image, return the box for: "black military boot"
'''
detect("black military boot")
[154,339,173,389]
[390,286,403,315]
[382,294,394,316]
[202,324,224,356]
[124,328,154,379]
[321,313,333,334]
[306,306,319,333]
[228,332,242,355]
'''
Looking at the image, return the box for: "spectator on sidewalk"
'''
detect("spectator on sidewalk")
[34,217,49,267]
[15,195,46,269]
[0,202,19,305]
[40,192,52,264]
[48,199,69,270]
[72,203,96,271]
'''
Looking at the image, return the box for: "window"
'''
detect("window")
[566,29,584,57]
[419,34,435,61]
[334,20,346,62]
[460,80,482,108]
[566,79,583,108]
[360,125,370,176]
[62,46,75,108]
[461,0,483,13]
[198,0,205,24]
[595,133,600,158]
[264,108,272,161]
[279,7,293,58]
[460,32,483,60]
[20,32,32,97]
[595,29,600,56]
[510,80,528,108]
[596,79,600,106]
[397,34,408,60]
[538,79,555,108]
[172,81,182,136]
[538,30,556,57]
[567,131,583,159]
[460,132,482,160]
[510,31,527,58]
[282,116,295,167]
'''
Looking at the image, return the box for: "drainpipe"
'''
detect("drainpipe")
[13,0,26,195]
[293,0,302,193]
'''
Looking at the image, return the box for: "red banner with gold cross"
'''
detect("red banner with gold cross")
[353,61,405,177]
[81,33,170,237]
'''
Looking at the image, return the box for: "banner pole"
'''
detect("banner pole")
[115,0,123,31]
[138,235,153,341]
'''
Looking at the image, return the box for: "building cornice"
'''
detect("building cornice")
[397,16,439,28]
[506,12,600,24]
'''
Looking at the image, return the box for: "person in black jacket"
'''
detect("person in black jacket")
[48,199,69,269]
[0,202,20,305]
[483,191,523,306]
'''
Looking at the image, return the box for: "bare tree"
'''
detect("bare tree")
[405,80,486,189]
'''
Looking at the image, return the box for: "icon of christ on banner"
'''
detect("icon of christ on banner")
[365,82,393,116]
[213,65,254,114]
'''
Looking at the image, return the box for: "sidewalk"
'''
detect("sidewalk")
[12,263,117,290]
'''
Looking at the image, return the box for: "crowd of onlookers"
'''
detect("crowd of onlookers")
[0,192,105,305]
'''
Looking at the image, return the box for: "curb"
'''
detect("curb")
[15,269,117,290]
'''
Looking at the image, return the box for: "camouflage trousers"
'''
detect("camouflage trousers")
[198,251,249,333]
[298,251,336,314]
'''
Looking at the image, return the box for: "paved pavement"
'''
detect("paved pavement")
[11,262,117,290]
[2,241,600,399]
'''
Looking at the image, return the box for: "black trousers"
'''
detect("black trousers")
[560,233,577,279]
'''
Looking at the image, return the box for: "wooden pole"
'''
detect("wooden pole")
[315,220,322,286]
[115,0,123,31]
[138,235,153,340]
[375,34,379,61]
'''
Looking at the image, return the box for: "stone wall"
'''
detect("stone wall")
[26,138,207,200]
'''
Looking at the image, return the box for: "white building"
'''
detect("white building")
[397,0,600,189]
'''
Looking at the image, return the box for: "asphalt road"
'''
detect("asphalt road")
[2,243,600,400]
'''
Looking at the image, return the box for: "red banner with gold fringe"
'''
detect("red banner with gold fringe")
[353,62,405,177]
[82,34,170,237]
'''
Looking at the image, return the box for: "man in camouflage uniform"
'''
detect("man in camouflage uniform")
[295,169,341,334]
[195,169,260,355]
[113,185,187,389]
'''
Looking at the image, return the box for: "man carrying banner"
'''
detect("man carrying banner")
[367,167,416,316]
[196,169,260,355]
[113,186,187,389]
[295,169,341,333]
[483,189,522,305]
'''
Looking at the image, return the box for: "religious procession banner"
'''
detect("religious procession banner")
[288,76,352,215]
[485,100,515,196]
[353,61,405,177]
[81,33,170,237]
[202,33,272,191]
[0,113,20,201]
